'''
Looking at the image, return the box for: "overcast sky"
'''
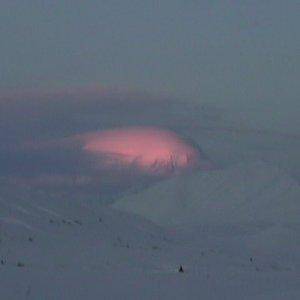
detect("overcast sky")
[1,1,299,115]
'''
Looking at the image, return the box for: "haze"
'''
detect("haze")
[0,0,299,133]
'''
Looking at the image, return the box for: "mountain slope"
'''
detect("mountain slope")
[113,161,300,226]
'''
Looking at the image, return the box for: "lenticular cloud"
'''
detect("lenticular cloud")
[81,127,204,175]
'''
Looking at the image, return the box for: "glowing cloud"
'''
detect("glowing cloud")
[81,127,209,175]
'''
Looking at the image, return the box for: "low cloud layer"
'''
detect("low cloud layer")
[0,86,215,197]
[1,85,300,202]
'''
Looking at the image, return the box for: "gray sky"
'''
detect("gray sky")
[1,1,299,113]
[0,1,299,137]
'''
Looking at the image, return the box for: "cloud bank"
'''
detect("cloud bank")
[0,86,215,198]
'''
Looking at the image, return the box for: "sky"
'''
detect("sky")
[0,1,299,114]
[0,1,299,196]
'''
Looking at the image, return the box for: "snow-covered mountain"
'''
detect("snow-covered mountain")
[1,104,300,299]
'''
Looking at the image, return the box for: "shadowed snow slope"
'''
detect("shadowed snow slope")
[2,178,300,300]
[113,161,300,226]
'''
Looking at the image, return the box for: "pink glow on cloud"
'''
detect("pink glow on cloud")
[81,127,203,175]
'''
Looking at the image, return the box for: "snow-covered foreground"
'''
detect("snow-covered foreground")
[0,169,300,299]
[2,186,300,300]
[1,118,300,299]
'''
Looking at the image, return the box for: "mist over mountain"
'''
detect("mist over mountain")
[1,86,300,299]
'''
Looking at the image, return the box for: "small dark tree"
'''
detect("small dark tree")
[178,265,184,273]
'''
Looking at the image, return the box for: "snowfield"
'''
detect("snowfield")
[1,108,300,299]
[114,161,300,226]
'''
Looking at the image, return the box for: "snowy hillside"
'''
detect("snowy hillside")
[2,173,300,299]
[1,102,300,299]
[113,161,300,226]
